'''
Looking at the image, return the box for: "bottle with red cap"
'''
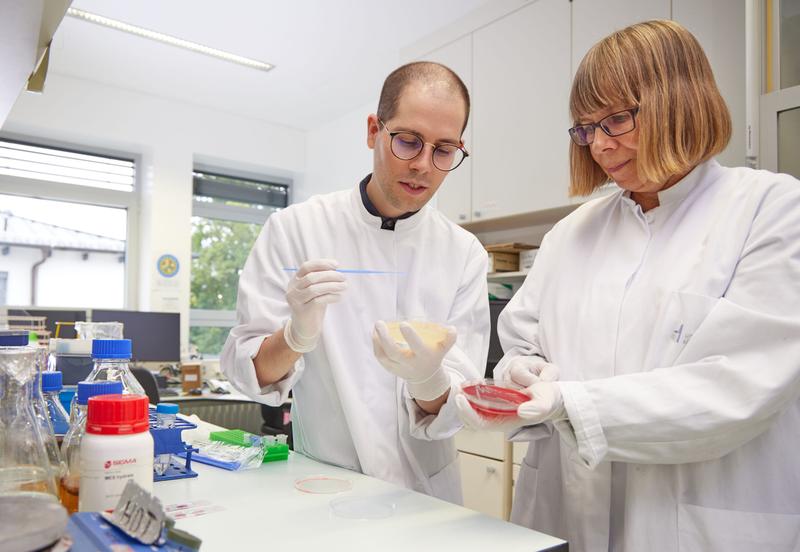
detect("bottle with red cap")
[59,380,124,513]
[78,394,153,512]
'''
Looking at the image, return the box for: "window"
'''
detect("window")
[0,139,136,309]
[0,140,135,192]
[189,169,289,357]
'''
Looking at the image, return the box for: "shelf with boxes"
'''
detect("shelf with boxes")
[485,243,538,290]
[486,243,538,273]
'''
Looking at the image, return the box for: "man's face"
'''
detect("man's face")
[367,83,466,217]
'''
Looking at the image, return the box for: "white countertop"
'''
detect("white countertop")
[153,452,566,551]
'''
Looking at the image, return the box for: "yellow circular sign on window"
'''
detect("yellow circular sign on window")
[157,254,179,278]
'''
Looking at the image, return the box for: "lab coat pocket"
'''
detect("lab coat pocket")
[428,455,462,505]
[510,455,539,526]
[643,291,719,370]
[678,503,800,552]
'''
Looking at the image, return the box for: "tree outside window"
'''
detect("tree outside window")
[189,169,288,357]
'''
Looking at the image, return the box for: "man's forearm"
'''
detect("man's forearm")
[253,326,301,387]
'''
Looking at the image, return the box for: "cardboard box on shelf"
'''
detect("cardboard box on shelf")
[488,251,519,272]
[519,248,539,272]
[181,363,202,393]
[485,242,537,254]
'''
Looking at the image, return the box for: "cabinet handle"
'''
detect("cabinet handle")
[458,213,467,221]
[474,210,482,218]
[486,466,496,474]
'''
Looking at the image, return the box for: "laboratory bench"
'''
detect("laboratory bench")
[153,451,567,551]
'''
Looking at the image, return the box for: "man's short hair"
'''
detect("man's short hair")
[568,20,732,196]
[377,61,471,134]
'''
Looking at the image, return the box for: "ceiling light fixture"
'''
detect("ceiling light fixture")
[66,7,275,72]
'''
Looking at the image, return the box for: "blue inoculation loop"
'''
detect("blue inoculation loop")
[282,267,405,275]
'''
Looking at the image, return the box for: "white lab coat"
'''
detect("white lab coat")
[498,160,800,551]
[221,185,489,503]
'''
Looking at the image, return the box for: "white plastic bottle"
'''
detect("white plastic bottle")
[79,394,153,512]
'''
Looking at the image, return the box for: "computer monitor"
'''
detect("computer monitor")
[486,299,509,378]
[91,309,180,363]
[7,307,87,339]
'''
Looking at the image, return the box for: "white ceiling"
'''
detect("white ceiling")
[50,0,488,131]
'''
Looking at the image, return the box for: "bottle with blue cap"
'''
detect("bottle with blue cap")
[59,380,124,513]
[154,402,180,475]
[84,339,145,396]
[28,344,66,486]
[41,372,70,437]
[0,331,58,499]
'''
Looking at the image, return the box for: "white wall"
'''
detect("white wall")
[3,73,306,352]
[300,100,376,202]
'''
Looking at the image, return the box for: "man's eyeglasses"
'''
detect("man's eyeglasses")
[568,108,639,146]
[378,118,469,171]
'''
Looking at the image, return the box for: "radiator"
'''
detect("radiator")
[177,400,264,435]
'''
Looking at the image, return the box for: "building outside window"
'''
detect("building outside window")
[189,169,289,357]
[0,139,136,309]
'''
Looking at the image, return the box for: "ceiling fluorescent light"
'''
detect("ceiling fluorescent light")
[66,7,274,72]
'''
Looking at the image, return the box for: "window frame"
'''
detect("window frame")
[189,165,291,357]
[0,133,140,309]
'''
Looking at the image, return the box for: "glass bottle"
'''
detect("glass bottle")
[85,339,145,396]
[0,332,58,500]
[29,347,66,487]
[59,380,123,513]
[42,371,70,437]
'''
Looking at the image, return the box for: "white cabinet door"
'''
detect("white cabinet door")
[459,452,504,519]
[423,35,474,224]
[472,0,572,221]
[571,0,670,75]
[672,0,746,168]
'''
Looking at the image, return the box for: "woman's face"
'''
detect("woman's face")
[581,105,666,195]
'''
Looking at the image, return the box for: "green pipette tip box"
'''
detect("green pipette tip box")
[209,429,289,463]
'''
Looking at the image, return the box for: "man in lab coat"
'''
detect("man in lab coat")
[222,62,489,503]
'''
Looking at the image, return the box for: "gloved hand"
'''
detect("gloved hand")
[517,381,566,424]
[457,358,563,432]
[372,321,457,401]
[284,259,347,353]
[455,394,530,433]
[496,356,560,389]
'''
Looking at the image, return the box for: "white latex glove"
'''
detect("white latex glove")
[517,381,566,424]
[372,320,457,401]
[284,259,347,353]
[455,394,530,432]
[497,356,560,389]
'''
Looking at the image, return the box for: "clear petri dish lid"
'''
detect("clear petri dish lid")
[330,495,396,520]
[294,475,353,494]
[461,378,530,417]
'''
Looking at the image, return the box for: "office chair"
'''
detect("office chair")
[131,367,161,405]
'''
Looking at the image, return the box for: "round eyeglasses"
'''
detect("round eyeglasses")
[378,119,469,171]
[568,107,639,146]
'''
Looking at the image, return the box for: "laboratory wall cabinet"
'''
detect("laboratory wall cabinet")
[470,0,572,222]
[425,0,746,228]
[424,35,474,224]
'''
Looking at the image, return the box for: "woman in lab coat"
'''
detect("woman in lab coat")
[457,20,800,552]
